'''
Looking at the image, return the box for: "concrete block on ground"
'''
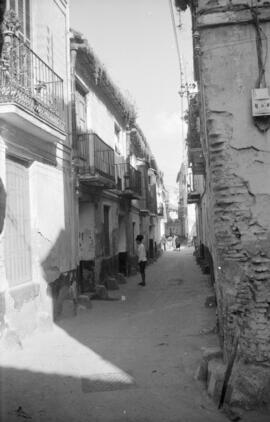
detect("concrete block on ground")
[229,364,270,409]
[105,276,119,291]
[95,284,109,299]
[116,273,127,284]
[195,358,208,382]
[196,347,223,383]
[77,294,92,309]
[202,346,223,362]
[207,359,227,404]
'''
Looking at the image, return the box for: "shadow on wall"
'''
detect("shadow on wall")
[41,229,77,321]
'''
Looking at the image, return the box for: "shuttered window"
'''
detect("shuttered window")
[7,0,31,43]
[4,159,32,286]
[76,87,87,133]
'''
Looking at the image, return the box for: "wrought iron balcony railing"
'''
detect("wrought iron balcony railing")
[187,191,201,204]
[115,162,142,197]
[188,147,205,175]
[0,32,65,131]
[77,132,115,182]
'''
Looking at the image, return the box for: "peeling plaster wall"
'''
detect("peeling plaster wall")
[87,90,127,156]
[79,202,95,261]
[0,158,75,338]
[31,162,75,282]
[198,2,270,400]
[0,0,73,338]
[94,196,120,282]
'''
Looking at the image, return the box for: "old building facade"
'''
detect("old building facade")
[70,30,164,293]
[0,0,76,337]
[177,0,270,407]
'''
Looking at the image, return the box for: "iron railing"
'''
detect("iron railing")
[115,162,142,196]
[77,132,115,181]
[188,147,205,175]
[0,33,65,131]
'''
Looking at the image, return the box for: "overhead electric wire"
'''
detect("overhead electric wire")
[168,0,185,88]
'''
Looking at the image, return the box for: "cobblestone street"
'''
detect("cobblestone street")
[0,248,269,421]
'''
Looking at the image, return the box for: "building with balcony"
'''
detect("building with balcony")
[176,162,188,238]
[70,30,163,290]
[177,0,270,406]
[129,126,165,262]
[0,0,75,337]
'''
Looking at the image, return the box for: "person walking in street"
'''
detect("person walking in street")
[175,235,181,251]
[136,234,147,286]
[161,234,167,251]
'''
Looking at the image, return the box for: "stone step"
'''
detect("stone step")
[104,276,119,291]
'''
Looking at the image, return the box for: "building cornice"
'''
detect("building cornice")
[197,5,270,29]
[70,29,136,126]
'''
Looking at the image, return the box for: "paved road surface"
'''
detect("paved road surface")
[0,248,269,421]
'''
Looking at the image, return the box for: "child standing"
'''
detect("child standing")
[136,234,147,286]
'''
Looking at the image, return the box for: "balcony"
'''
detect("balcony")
[188,147,205,175]
[0,32,65,141]
[187,190,201,204]
[115,162,141,199]
[77,132,115,189]
[157,203,164,216]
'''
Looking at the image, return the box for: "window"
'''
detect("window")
[4,158,32,286]
[7,0,31,43]
[76,85,87,133]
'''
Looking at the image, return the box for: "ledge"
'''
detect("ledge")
[0,104,66,143]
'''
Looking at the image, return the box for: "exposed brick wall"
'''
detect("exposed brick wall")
[194,0,270,404]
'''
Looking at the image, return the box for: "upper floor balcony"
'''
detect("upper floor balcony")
[0,32,65,142]
[115,162,141,199]
[188,147,205,175]
[157,203,164,216]
[77,132,116,189]
[187,190,201,204]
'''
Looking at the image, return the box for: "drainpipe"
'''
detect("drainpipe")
[70,44,81,287]
[70,45,78,150]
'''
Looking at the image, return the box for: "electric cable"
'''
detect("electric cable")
[168,0,185,88]
[168,0,188,167]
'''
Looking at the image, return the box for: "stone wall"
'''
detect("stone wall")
[194,0,270,405]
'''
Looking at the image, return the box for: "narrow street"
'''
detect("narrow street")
[0,248,268,422]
